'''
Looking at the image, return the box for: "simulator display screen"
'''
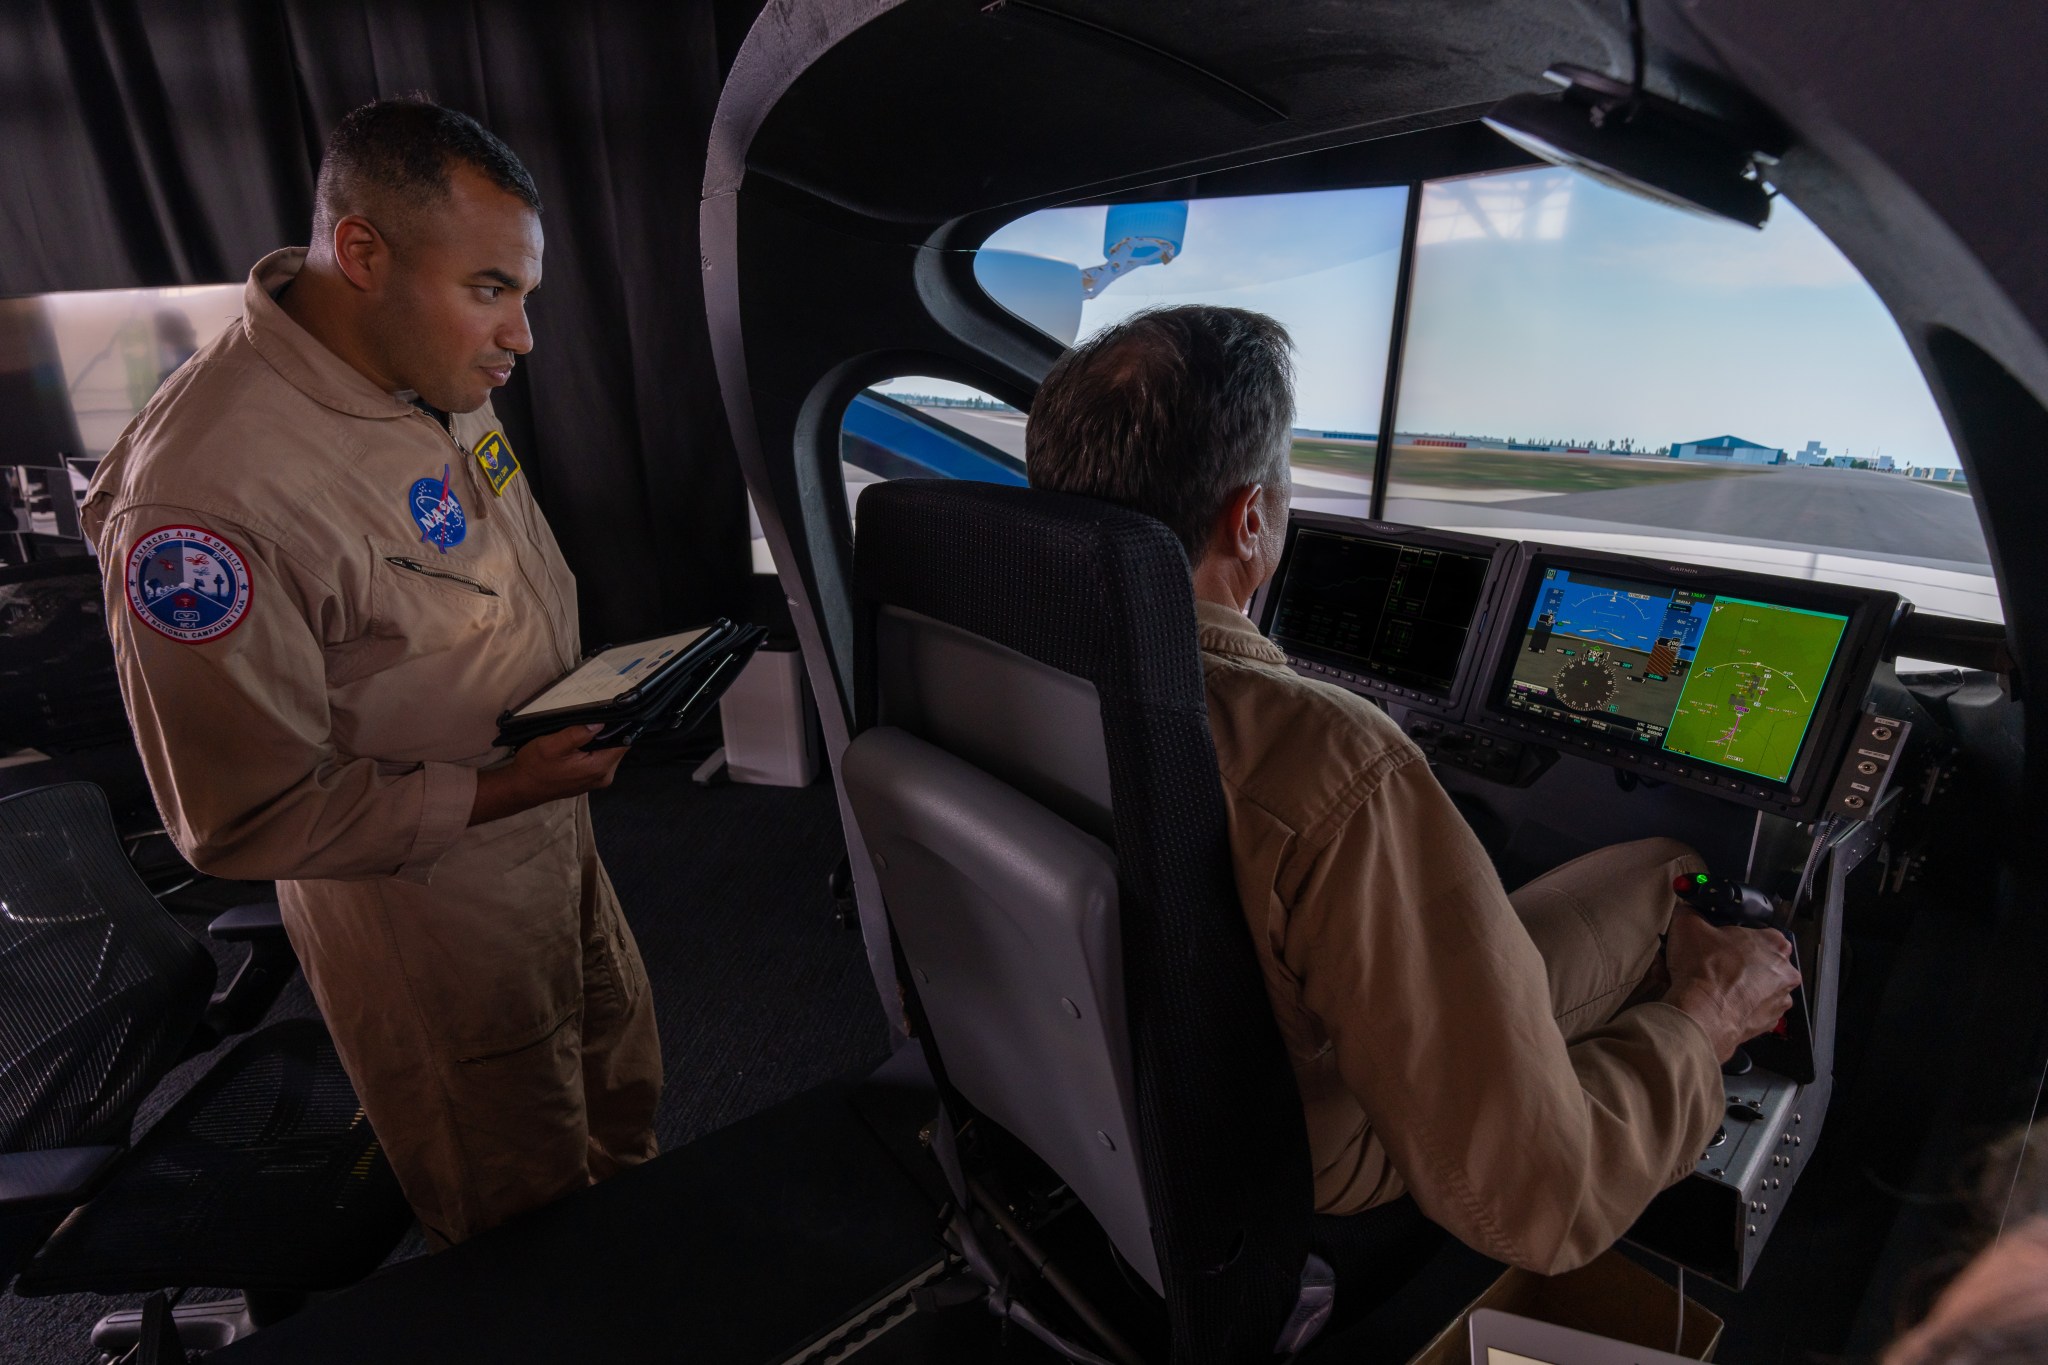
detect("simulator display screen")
[1269,529,1493,694]
[1502,565,1850,782]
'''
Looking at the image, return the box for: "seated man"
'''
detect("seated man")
[1025,304,1801,1274]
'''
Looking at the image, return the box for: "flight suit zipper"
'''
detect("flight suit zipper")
[385,556,499,595]
[413,409,575,671]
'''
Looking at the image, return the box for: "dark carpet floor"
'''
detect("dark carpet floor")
[0,755,891,1363]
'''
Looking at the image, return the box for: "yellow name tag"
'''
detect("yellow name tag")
[473,429,521,496]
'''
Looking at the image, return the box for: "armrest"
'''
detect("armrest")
[0,1145,123,1214]
[203,902,298,1038]
[207,901,285,942]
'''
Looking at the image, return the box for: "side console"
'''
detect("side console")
[1627,811,1893,1288]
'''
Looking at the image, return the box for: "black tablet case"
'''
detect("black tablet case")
[495,619,768,750]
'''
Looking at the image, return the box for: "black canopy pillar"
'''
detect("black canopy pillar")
[703,0,1042,1030]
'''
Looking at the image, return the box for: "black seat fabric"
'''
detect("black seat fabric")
[0,780,410,1303]
[17,1019,409,1295]
[0,783,214,1154]
[852,480,1315,1362]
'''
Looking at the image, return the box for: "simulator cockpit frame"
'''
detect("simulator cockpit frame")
[689,4,2048,1361]
[3,3,2045,1365]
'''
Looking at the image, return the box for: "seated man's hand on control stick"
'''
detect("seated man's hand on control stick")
[470,724,629,826]
[1663,909,1802,1063]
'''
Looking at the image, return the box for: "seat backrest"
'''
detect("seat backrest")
[846,480,1313,1362]
[0,783,214,1152]
[844,721,1151,1283]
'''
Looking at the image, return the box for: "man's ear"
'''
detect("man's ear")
[1223,483,1266,560]
[331,214,387,293]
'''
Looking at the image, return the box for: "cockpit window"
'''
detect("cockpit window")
[752,377,1026,574]
[1390,167,1997,626]
[843,378,1025,487]
[977,187,1411,488]
[973,170,1997,634]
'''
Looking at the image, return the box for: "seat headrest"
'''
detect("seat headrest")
[852,479,1203,712]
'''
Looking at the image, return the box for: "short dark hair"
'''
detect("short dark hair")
[312,96,541,243]
[1025,305,1294,562]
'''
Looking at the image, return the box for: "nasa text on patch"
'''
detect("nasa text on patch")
[408,469,468,551]
[126,526,254,644]
[473,429,521,496]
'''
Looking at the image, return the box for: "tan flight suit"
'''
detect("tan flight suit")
[82,248,662,1247]
[1195,600,1722,1275]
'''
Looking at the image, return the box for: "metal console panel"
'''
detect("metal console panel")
[1626,812,1878,1288]
[1632,1070,1831,1289]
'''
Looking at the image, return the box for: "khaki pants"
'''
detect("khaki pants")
[1509,837,1704,1042]
[281,796,663,1248]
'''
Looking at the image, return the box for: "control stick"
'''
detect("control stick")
[1672,871,1792,1076]
[1672,871,1776,929]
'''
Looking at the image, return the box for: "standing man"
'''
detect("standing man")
[82,97,661,1247]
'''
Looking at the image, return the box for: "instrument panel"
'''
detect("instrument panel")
[1252,512,1901,819]
[1256,513,1514,717]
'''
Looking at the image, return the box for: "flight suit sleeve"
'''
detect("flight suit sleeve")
[97,504,477,884]
[1284,750,1722,1275]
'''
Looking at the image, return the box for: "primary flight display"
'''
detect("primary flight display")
[1502,566,1850,782]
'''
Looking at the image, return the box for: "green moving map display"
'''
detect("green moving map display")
[1662,596,1848,781]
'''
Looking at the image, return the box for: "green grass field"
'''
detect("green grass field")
[1289,439,1774,496]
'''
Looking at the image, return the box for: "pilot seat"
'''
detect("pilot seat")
[840,479,1445,1364]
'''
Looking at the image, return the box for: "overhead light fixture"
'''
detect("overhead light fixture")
[1484,63,1777,229]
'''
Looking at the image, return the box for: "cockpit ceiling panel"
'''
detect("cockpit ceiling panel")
[748,0,1609,222]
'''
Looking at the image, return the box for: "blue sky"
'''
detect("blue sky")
[972,168,1960,468]
[983,187,1404,434]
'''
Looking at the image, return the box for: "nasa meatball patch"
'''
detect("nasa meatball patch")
[126,526,254,644]
[408,469,467,551]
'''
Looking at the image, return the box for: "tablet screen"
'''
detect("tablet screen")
[513,627,709,716]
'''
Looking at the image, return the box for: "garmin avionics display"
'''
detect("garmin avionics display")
[1268,527,1494,695]
[1503,565,1850,783]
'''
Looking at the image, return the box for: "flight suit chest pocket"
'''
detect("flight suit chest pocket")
[365,536,508,647]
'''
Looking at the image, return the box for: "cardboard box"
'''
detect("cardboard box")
[1409,1251,1722,1363]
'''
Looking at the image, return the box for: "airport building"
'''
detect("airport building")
[1293,429,1662,457]
[1670,433,1786,464]
[1796,440,1828,465]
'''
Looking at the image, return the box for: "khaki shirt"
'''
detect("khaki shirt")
[82,248,577,885]
[1196,600,1721,1274]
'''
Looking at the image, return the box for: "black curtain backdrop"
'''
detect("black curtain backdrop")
[0,0,764,646]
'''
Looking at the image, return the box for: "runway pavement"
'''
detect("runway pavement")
[913,405,1028,458]
[1399,465,1990,568]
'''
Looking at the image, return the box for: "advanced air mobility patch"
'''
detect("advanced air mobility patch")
[126,526,254,644]
[409,467,468,552]
[473,429,521,496]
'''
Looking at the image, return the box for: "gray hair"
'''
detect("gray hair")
[1025,305,1295,562]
